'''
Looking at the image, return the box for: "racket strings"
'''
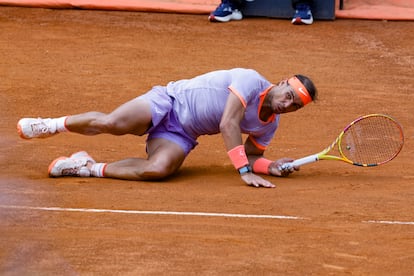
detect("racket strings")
[341,116,403,165]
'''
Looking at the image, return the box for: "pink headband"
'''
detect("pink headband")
[288,76,312,106]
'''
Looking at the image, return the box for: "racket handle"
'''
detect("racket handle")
[279,154,319,170]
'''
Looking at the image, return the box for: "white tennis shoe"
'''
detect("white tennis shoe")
[70,151,96,164]
[17,118,56,139]
[48,151,95,177]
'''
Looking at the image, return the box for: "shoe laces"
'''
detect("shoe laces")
[216,1,234,12]
[296,4,311,16]
[31,118,50,135]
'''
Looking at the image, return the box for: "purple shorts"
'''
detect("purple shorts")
[138,86,198,155]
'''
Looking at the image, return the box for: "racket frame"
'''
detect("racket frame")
[285,114,404,169]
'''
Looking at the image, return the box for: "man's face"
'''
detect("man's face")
[271,80,304,114]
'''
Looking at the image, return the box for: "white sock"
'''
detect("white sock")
[91,163,107,177]
[55,116,69,133]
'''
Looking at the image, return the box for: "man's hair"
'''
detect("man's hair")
[295,74,318,102]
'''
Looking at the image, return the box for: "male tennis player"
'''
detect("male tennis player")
[17,68,317,188]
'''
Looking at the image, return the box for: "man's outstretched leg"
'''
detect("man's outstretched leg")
[47,138,186,181]
[17,97,153,139]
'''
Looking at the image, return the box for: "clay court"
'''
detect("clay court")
[1,4,413,275]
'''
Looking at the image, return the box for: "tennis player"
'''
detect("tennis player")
[17,68,317,188]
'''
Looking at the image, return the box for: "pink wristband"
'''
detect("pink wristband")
[253,158,272,175]
[227,145,249,169]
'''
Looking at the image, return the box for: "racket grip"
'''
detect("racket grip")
[279,154,319,170]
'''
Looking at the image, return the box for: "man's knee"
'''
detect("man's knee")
[137,160,178,180]
[94,116,127,135]
[135,168,172,181]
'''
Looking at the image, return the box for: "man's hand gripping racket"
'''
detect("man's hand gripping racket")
[280,114,404,171]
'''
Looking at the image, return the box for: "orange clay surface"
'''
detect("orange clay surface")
[1,7,413,275]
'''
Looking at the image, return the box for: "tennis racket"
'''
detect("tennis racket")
[280,114,404,170]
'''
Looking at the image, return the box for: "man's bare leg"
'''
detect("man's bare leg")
[17,97,153,139]
[49,138,186,180]
[101,138,186,181]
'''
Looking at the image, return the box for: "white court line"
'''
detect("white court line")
[2,205,413,225]
[0,205,305,220]
[363,220,414,225]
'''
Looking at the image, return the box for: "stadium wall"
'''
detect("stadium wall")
[0,0,413,20]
